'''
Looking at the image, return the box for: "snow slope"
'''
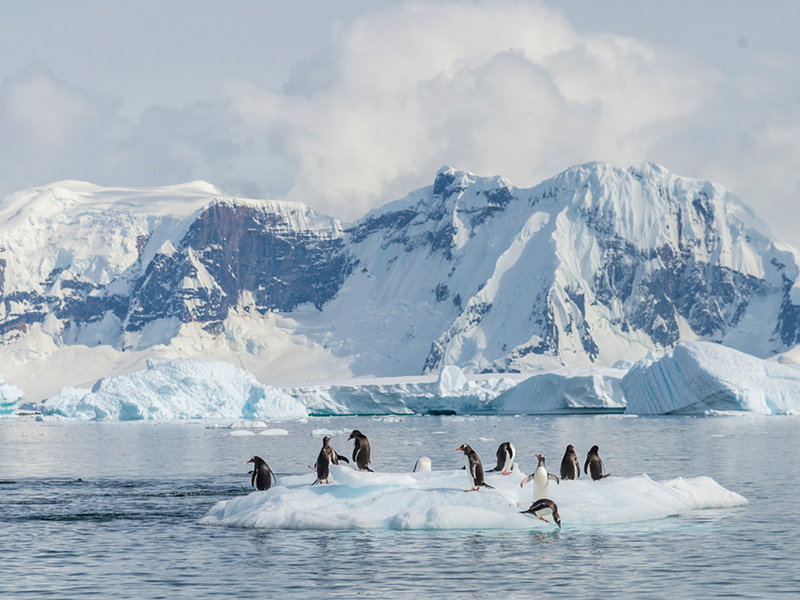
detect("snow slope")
[200,465,746,530]
[621,341,800,415]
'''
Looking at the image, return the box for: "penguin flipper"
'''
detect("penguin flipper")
[481,483,495,490]
[549,473,560,484]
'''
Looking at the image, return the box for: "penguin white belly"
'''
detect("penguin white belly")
[533,466,549,501]
[413,457,431,472]
[465,455,476,488]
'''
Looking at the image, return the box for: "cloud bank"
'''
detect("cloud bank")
[0,1,798,247]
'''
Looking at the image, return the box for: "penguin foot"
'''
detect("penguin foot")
[465,488,479,492]
[538,517,549,523]
[502,470,511,475]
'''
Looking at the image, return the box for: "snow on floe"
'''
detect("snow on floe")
[42,358,307,420]
[490,367,627,414]
[622,342,800,415]
[199,466,746,530]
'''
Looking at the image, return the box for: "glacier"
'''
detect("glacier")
[42,358,307,421]
[199,465,746,530]
[622,341,800,415]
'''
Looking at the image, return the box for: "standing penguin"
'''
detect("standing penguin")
[312,435,349,485]
[584,445,609,480]
[520,498,561,528]
[560,444,580,480]
[487,442,516,475]
[521,454,560,501]
[348,430,373,472]
[456,444,494,492]
[246,455,274,491]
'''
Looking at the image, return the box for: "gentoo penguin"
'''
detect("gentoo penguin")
[413,456,431,472]
[584,445,609,480]
[560,444,580,480]
[312,435,348,485]
[246,456,274,491]
[521,454,560,501]
[520,498,561,528]
[348,430,373,472]
[487,442,516,475]
[456,444,494,492]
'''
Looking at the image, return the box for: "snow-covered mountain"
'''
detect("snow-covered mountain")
[2,162,800,398]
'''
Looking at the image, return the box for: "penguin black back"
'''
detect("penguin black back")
[560,444,580,480]
[584,445,608,480]
[348,430,373,472]
[246,455,274,491]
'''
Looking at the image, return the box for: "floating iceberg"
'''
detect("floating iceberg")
[42,358,307,421]
[622,342,800,415]
[200,465,746,530]
[489,367,627,414]
[285,366,521,415]
[0,374,24,417]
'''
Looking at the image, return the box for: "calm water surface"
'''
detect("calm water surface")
[1,415,798,599]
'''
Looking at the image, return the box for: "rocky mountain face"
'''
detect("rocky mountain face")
[1,163,799,379]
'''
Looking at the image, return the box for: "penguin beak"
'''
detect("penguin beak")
[246,459,253,464]
[347,435,353,440]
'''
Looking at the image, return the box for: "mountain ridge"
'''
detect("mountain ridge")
[2,161,799,399]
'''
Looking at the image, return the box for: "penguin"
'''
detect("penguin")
[584,445,609,480]
[487,442,516,475]
[456,444,494,492]
[312,435,348,485]
[246,455,274,491]
[520,454,559,501]
[520,498,561,528]
[413,456,431,472]
[348,430,373,472]
[560,444,580,480]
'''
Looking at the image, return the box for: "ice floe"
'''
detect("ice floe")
[622,342,800,415]
[200,465,746,530]
[42,358,307,421]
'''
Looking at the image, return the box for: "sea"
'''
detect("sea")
[1,414,798,599]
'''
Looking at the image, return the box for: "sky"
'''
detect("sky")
[1,0,799,248]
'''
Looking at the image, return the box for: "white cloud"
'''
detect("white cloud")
[0,0,799,251]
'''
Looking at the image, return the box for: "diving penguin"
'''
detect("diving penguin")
[560,444,580,480]
[521,454,559,501]
[487,442,516,475]
[456,444,494,492]
[348,430,373,472]
[520,498,561,528]
[246,455,274,491]
[584,445,609,480]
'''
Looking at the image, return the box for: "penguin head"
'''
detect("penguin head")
[536,453,546,466]
[246,455,263,466]
[456,444,472,454]
[566,444,574,452]
[553,511,562,528]
[588,445,599,455]
[322,435,332,446]
[348,430,362,441]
